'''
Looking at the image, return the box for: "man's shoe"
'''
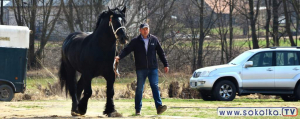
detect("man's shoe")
[135,110,141,116]
[157,105,167,115]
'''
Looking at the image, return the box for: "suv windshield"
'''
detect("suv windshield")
[229,51,254,65]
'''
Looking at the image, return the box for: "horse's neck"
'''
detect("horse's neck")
[90,25,116,52]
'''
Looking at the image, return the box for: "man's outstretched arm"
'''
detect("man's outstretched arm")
[115,40,135,62]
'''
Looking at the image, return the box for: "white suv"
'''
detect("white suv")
[190,47,300,101]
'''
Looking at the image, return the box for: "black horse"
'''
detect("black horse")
[59,7,128,116]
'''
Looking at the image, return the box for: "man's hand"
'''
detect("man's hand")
[115,56,120,62]
[164,67,169,73]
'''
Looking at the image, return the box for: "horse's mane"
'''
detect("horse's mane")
[93,8,126,32]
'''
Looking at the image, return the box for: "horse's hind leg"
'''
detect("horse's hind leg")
[76,77,84,102]
[64,65,79,116]
[77,74,93,115]
[59,56,79,116]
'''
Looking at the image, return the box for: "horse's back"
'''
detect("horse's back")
[61,32,91,69]
[63,32,89,49]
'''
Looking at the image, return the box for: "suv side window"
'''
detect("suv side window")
[248,52,273,67]
[298,51,300,65]
[276,51,299,66]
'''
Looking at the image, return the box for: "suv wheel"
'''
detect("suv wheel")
[294,84,300,100]
[199,91,216,101]
[281,95,298,101]
[213,80,236,101]
[0,84,14,101]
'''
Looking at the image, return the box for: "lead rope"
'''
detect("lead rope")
[109,15,126,40]
[109,15,125,78]
[113,40,120,78]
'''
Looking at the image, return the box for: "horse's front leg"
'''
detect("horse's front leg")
[103,72,122,117]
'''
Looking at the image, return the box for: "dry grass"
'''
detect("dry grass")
[21,68,284,101]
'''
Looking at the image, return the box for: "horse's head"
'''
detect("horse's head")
[107,7,128,44]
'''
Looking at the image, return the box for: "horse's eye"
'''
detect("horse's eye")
[118,17,122,22]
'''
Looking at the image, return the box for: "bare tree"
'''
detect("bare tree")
[72,1,84,31]
[192,0,219,68]
[93,0,104,14]
[69,0,105,32]
[283,0,296,46]
[291,0,300,45]
[61,0,75,33]
[127,0,162,37]
[17,0,38,69]
[215,1,230,64]
[249,0,260,49]
[229,0,234,59]
[0,0,3,24]
[12,0,24,26]
[182,0,199,72]
[264,0,271,47]
[234,0,260,49]
[292,0,300,16]
[272,0,280,46]
[11,0,61,69]
[152,0,176,36]
[35,0,62,68]
[29,0,37,69]
[197,0,205,68]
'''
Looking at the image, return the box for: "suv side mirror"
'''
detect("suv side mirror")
[244,61,253,68]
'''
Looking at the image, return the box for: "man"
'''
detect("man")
[115,23,169,115]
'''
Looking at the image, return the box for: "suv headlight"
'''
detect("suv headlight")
[193,71,212,78]
[193,72,201,78]
[200,71,211,77]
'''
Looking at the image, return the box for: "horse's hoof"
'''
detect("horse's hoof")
[78,108,87,115]
[71,111,81,116]
[107,111,123,117]
[77,103,87,115]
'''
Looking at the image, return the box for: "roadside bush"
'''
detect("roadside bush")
[180,83,200,99]
[168,81,180,98]
[120,80,136,98]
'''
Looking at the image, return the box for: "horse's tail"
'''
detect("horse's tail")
[59,33,83,97]
[59,55,77,97]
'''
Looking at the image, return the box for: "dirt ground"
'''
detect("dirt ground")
[1,98,300,119]
[0,99,201,119]
[2,98,300,119]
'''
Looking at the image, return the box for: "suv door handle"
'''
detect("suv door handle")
[293,68,299,71]
[267,68,273,71]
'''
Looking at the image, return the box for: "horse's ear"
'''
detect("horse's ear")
[108,7,113,14]
[122,6,126,14]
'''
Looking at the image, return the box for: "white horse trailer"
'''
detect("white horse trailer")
[0,25,30,101]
